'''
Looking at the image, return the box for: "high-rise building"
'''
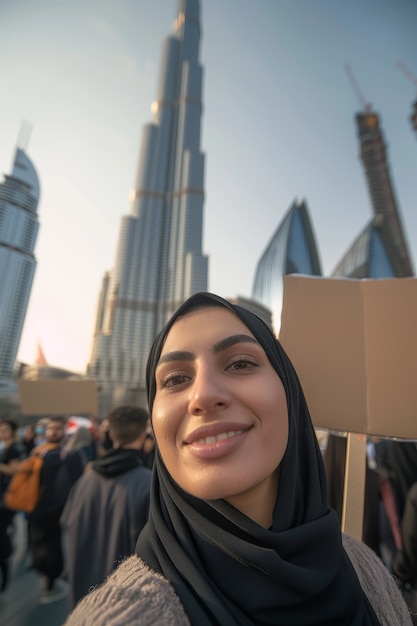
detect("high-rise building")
[337,110,414,278]
[332,217,398,278]
[0,147,40,387]
[252,199,322,335]
[88,0,207,408]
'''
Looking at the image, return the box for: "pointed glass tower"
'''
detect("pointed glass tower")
[0,147,40,385]
[88,0,208,407]
[252,199,322,335]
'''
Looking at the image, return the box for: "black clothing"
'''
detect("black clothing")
[383,442,417,522]
[393,482,417,586]
[28,511,63,586]
[22,440,35,457]
[0,442,24,499]
[136,292,381,626]
[0,443,24,567]
[92,447,143,477]
[28,446,66,585]
[61,447,151,608]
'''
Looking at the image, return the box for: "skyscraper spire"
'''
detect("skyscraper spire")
[88,0,208,409]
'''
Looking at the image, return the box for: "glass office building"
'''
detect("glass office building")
[0,148,40,385]
[332,218,397,278]
[252,199,322,334]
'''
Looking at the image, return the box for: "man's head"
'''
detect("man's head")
[45,418,66,444]
[0,419,18,442]
[107,405,148,448]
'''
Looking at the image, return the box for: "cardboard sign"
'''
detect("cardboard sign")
[18,379,98,416]
[279,275,417,440]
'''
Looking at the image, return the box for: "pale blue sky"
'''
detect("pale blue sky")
[0,0,416,371]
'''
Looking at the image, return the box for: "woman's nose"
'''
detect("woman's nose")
[188,367,229,415]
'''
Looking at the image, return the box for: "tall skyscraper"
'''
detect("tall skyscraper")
[0,147,40,386]
[252,199,322,334]
[332,109,414,278]
[88,0,208,408]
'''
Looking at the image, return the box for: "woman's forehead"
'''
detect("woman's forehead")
[161,306,255,352]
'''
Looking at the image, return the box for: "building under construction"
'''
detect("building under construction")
[333,69,414,278]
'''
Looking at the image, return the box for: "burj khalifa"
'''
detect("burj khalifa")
[88,0,208,408]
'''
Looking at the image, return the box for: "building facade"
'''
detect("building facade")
[252,199,322,335]
[332,218,396,278]
[88,0,208,407]
[332,110,414,279]
[0,148,40,386]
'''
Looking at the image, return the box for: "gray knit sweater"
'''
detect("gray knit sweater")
[64,534,412,625]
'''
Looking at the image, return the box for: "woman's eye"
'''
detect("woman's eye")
[160,373,190,389]
[227,357,259,372]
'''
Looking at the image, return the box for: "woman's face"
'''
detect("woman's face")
[152,306,289,525]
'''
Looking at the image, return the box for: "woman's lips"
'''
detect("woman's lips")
[184,424,252,459]
[184,422,251,445]
[193,429,245,444]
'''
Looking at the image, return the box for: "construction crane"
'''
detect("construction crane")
[344,63,372,113]
[397,61,417,92]
[396,61,417,135]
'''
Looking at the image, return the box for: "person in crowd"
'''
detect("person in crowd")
[34,418,49,446]
[139,419,156,469]
[381,441,417,527]
[97,417,113,456]
[64,292,412,625]
[379,441,417,620]
[27,417,68,603]
[60,405,151,609]
[392,480,417,621]
[62,426,97,481]
[21,423,36,457]
[0,419,25,591]
[323,433,397,561]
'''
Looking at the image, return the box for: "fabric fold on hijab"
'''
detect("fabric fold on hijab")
[136,292,381,626]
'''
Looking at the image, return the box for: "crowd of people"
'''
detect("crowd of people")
[0,406,155,606]
[0,291,416,624]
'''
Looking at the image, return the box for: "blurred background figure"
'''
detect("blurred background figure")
[97,417,113,456]
[378,441,417,620]
[55,426,98,508]
[139,420,155,469]
[61,405,151,609]
[0,419,25,592]
[323,433,399,562]
[21,424,36,457]
[27,417,69,604]
[34,418,49,446]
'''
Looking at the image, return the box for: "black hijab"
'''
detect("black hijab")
[136,293,381,625]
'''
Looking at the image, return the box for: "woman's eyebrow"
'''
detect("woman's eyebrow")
[157,351,194,366]
[157,334,259,367]
[213,334,259,353]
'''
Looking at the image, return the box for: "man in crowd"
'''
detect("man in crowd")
[0,419,25,591]
[60,405,152,609]
[27,416,68,603]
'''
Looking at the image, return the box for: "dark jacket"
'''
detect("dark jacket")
[60,448,151,609]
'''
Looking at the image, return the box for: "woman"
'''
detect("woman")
[0,419,25,591]
[65,293,412,625]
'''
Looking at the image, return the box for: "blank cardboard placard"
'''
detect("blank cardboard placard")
[18,379,98,416]
[279,275,417,439]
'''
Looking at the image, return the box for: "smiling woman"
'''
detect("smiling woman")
[64,293,412,626]
[152,306,288,527]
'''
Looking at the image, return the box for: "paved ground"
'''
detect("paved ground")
[0,514,70,626]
